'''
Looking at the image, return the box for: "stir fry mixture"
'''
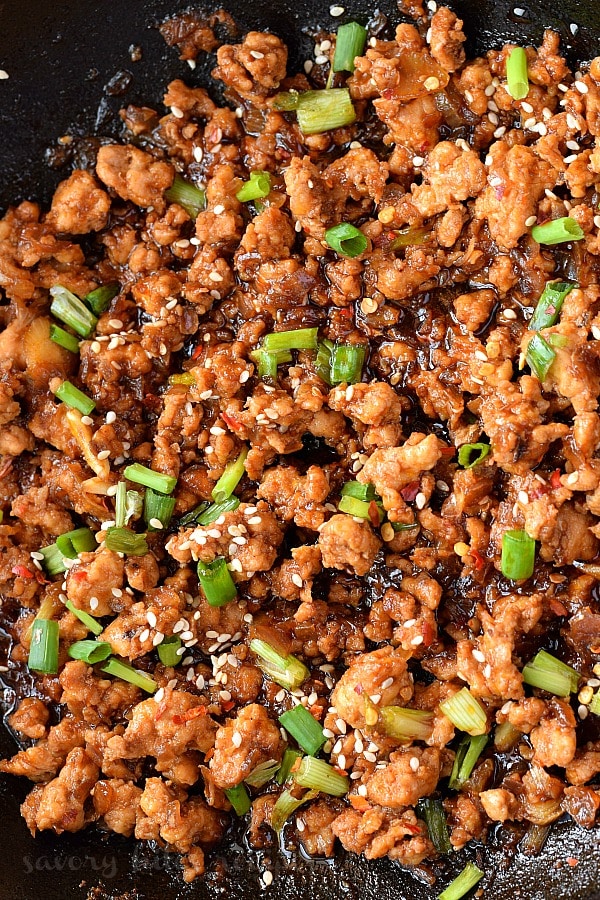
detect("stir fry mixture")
[1,3,600,894]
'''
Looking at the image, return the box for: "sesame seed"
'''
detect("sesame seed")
[304,60,314,74]
[473,649,486,663]
[517,490,529,504]
[404,618,417,628]
[291,574,303,588]
[315,54,328,65]
[566,113,579,130]
[105,411,117,424]
[567,472,579,485]
[364,751,377,763]
[513,7,524,15]
[232,730,242,748]
[409,756,420,772]
[483,664,492,679]
[154,687,165,702]
[220,690,232,702]
[97,449,111,460]
[248,516,262,525]
[0,70,9,80]
[330,5,345,15]
[412,155,424,167]
[213,204,225,215]
[153,632,165,646]
[503,308,517,320]
[108,318,123,330]
[493,126,506,138]
[262,872,273,887]
[250,50,264,59]
[575,80,588,94]
[415,492,427,510]
[139,628,150,642]
[381,677,394,690]
[149,517,163,530]
[488,112,499,126]
[525,215,537,227]
[361,296,378,314]
[410,634,424,646]
[81,415,94,426]
[89,597,99,611]
[578,704,589,719]
[338,754,347,769]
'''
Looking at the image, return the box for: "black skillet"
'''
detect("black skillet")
[0,0,599,897]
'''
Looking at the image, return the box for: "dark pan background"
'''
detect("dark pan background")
[0,0,599,897]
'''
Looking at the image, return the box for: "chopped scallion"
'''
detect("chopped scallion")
[590,690,600,716]
[250,638,309,691]
[341,481,377,502]
[448,734,488,789]
[330,343,366,384]
[157,635,182,667]
[165,174,206,218]
[506,46,529,100]
[338,494,382,523]
[458,442,490,469]
[197,557,237,607]
[84,283,119,316]
[101,658,157,693]
[279,706,326,756]
[123,463,177,495]
[294,756,349,797]
[251,348,292,379]
[416,797,451,854]
[49,324,80,354]
[379,706,435,742]
[245,758,281,788]
[224,783,251,816]
[179,496,239,528]
[276,748,303,785]
[526,333,556,381]
[64,599,103,636]
[55,527,96,559]
[236,171,272,202]
[115,481,127,529]
[50,285,98,338]
[295,88,356,134]
[39,543,68,576]
[104,527,148,557]
[438,862,484,900]
[144,487,176,531]
[315,339,334,384]
[67,639,112,664]
[325,223,368,258]
[28,619,59,674]
[52,381,96,416]
[522,649,580,697]
[439,688,487,736]
[530,281,575,331]
[333,22,367,72]
[263,327,319,353]
[531,217,584,245]
[501,529,535,580]
[389,225,431,249]
[271,788,317,833]
[212,446,248,503]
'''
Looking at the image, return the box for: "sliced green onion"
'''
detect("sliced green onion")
[449,734,488,789]
[236,171,272,202]
[439,688,487,736]
[296,88,356,134]
[56,527,96,559]
[169,371,196,386]
[325,223,368,258]
[438,862,484,900]
[250,639,309,691]
[224,783,251,816]
[50,285,98,338]
[125,490,143,525]
[101,658,157,693]
[526,333,556,381]
[389,226,431,249]
[294,756,349,797]
[522,649,580,697]
[251,348,292,379]
[506,46,529,100]
[279,706,326,756]
[180,496,240,528]
[212,447,248,503]
[40,543,68,576]
[315,339,334,384]
[179,501,210,527]
[49,324,80,354]
[546,333,568,348]
[165,174,206,218]
[28,619,60,674]
[272,90,301,111]
[330,343,366,384]
[123,463,177,495]
[271,788,317,833]
[379,706,435,742]
[52,380,96,416]
[144,487,176,531]
[115,481,127,529]
[590,690,600,716]
[104,527,148,557]
[501,529,535,580]
[197,557,237,607]
[84,283,119,316]
[531,217,584,245]
[245,758,281,788]
[262,327,319,353]
[157,635,182,667]
[276,748,303,785]
[67,639,112,664]
[530,281,575,331]
[416,798,451,854]
[338,494,382,523]
[458,443,490,469]
[520,823,551,855]
[64,599,103,636]
[341,481,377,502]
[333,22,367,72]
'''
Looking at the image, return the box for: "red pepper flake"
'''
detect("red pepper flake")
[35,571,50,585]
[469,549,486,571]
[12,565,35,579]
[550,469,562,490]
[400,481,420,502]
[349,795,371,812]
[403,821,421,835]
[368,500,381,528]
[529,483,549,500]
[73,570,88,582]
[221,412,244,434]
[440,446,456,457]
[221,699,235,712]
[172,704,207,725]
[191,344,204,360]
[353,682,364,695]
[549,598,568,617]
[421,620,436,647]
[566,857,579,867]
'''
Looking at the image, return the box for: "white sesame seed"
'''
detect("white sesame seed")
[108,318,123,330]
[493,126,506,138]
[315,54,328,65]
[578,704,589,719]
[521,101,534,114]
[153,632,165,646]
[304,60,314,74]
[410,634,424,646]
[213,204,225,215]
[106,411,117,424]
[409,756,420,772]
[149,517,164,530]
[364,751,377,763]
[262,872,273,887]
[154,687,165,702]
[232,730,242,748]
[338,754,347,769]
[381,677,394,690]
[575,80,588,94]
[89,597,99,611]
[0,70,9,79]
[330,5,345,15]
[412,155,424,167]
[566,113,579,130]
[247,516,262,525]
[415,492,427,510]
[291,574,303,588]
[567,472,579,485]
[473,649,486,663]
[513,7,524,15]
[525,215,537,227]
[97,449,111,460]
[30,551,44,561]
[81,415,94,426]
[250,50,264,59]
[171,105,184,118]
[139,628,150,642]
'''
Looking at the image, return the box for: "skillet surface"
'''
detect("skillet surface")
[0,1,599,897]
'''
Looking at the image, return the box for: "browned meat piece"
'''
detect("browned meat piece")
[358,433,444,519]
[11,484,74,536]
[443,795,483,848]
[248,794,278,849]
[0,716,86,782]
[566,745,600,785]
[213,32,287,102]
[257,464,330,530]
[325,147,389,205]
[561,786,600,827]
[93,778,143,835]
[411,142,485,217]
[45,170,110,234]
[429,8,466,72]
[96,144,174,209]
[332,806,434,864]
[284,156,345,240]
[100,591,184,661]
[498,697,546,734]
[103,691,217,786]
[328,381,404,447]
[59,660,140,725]
[297,799,341,857]
[479,787,519,822]
[210,704,283,789]
[530,699,577,768]
[21,747,99,834]
[366,747,441,809]
[453,289,496,332]
[474,144,556,250]
[65,549,125,617]
[331,647,413,730]
[125,553,160,592]
[159,9,237,59]
[8,697,49,740]
[318,514,381,576]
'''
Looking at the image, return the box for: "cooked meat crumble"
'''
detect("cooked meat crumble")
[1,4,599,890]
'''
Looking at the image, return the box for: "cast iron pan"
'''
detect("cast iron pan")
[1,1,599,898]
